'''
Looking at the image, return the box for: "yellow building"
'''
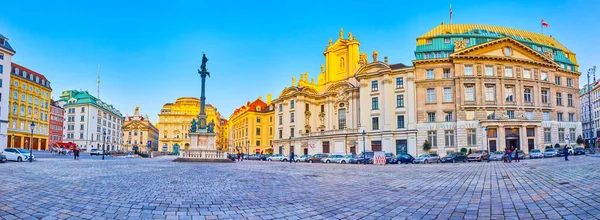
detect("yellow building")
[8,63,52,150]
[229,95,274,154]
[157,97,222,153]
[123,107,159,153]
[218,118,229,151]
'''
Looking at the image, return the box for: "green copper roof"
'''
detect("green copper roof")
[58,90,123,117]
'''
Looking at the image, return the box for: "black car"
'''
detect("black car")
[441,152,467,163]
[390,154,415,164]
[385,153,395,164]
[574,147,586,155]
[0,153,7,163]
[351,152,374,164]
[258,154,272,161]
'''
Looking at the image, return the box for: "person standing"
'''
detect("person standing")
[507,146,512,163]
[514,148,520,162]
[289,151,294,164]
[564,145,569,161]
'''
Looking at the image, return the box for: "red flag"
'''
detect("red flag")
[542,20,550,28]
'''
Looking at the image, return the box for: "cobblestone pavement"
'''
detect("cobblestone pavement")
[1,155,600,220]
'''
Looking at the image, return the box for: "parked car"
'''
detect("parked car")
[90,149,103,156]
[295,155,311,162]
[467,150,489,162]
[248,154,261,160]
[3,148,34,162]
[258,154,272,161]
[574,147,586,155]
[321,154,344,163]
[307,154,329,163]
[338,154,356,164]
[514,150,526,160]
[352,152,374,164]
[414,153,440,164]
[529,149,543,159]
[489,151,505,161]
[544,148,557,158]
[385,153,395,164]
[390,154,415,164]
[441,152,467,163]
[267,154,286,161]
[0,153,7,163]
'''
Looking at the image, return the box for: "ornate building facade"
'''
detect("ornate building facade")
[123,107,159,152]
[49,100,64,147]
[229,95,274,154]
[414,24,582,155]
[0,34,16,152]
[157,97,221,153]
[8,63,52,151]
[218,118,229,151]
[57,90,123,151]
[273,30,418,156]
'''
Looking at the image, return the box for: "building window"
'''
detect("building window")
[256,128,260,135]
[524,88,532,102]
[443,87,452,102]
[445,130,454,147]
[279,130,282,139]
[427,88,435,103]
[556,92,562,105]
[568,94,573,107]
[396,95,404,107]
[434,52,441,58]
[290,128,294,137]
[397,115,404,129]
[256,140,260,146]
[557,112,563,121]
[445,112,453,122]
[559,128,565,142]
[427,131,437,147]
[570,128,576,140]
[290,100,295,109]
[444,38,450,43]
[467,129,476,146]
[372,117,379,130]
[543,112,550,121]
[278,116,282,125]
[426,69,434,79]
[523,69,531,79]
[424,53,431,59]
[396,77,404,89]
[290,112,295,123]
[542,90,549,103]
[544,128,551,143]
[427,112,436,122]
[487,111,495,119]
[464,38,470,43]
[507,111,515,119]
[426,39,432,44]
[505,67,513,77]
[256,117,261,123]
[464,65,473,76]
[505,87,514,102]
[372,97,379,110]
[569,113,575,122]
[485,86,495,102]
[526,111,533,120]
[443,68,451,78]
[338,108,346,129]
[279,104,282,112]
[555,76,561,85]
[485,66,494,76]
[541,71,548,81]
[465,86,475,102]
[527,128,535,137]
[371,80,378,91]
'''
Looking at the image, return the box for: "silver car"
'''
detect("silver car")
[489,151,505,161]
[294,155,311,162]
[414,153,440,164]
[321,154,344,163]
[529,149,543,159]
[543,148,557,158]
[338,154,356,164]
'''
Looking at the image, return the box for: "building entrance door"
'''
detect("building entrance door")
[396,139,407,155]
[489,140,497,152]
[303,148,308,155]
[505,128,520,150]
[528,139,535,151]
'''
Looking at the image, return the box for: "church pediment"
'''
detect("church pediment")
[451,37,557,66]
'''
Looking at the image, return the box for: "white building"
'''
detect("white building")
[56,90,124,151]
[0,34,16,152]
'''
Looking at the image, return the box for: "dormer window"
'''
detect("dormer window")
[504,47,513,56]
[426,39,432,44]
[444,38,450,44]
[256,106,261,111]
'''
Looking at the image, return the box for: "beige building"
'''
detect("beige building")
[273,29,417,156]
[414,24,581,155]
[122,107,158,152]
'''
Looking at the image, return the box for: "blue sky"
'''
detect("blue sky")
[1,0,598,123]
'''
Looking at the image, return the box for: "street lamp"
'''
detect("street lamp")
[246,140,250,159]
[362,130,366,165]
[29,122,35,162]
[102,130,106,160]
[288,136,292,155]
[485,127,490,163]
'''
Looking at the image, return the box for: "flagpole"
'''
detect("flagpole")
[541,17,543,35]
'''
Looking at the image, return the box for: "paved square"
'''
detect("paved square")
[1,155,600,219]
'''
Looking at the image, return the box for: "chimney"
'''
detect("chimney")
[266,94,272,105]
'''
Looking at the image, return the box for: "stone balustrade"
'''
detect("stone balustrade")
[180,149,227,159]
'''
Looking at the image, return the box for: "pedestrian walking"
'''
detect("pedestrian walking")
[564,145,569,161]
[73,148,79,160]
[514,148,520,162]
[289,151,295,163]
[507,146,513,163]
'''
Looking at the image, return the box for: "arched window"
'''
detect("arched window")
[20,105,25,117]
[338,103,346,129]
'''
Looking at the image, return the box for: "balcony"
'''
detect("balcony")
[301,128,359,137]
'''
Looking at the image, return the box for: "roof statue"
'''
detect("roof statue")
[200,53,209,73]
[329,38,332,46]
[359,52,367,65]
[339,28,344,39]
[291,76,296,87]
[372,50,379,62]
[348,32,353,40]
[320,64,324,73]
[134,106,140,116]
